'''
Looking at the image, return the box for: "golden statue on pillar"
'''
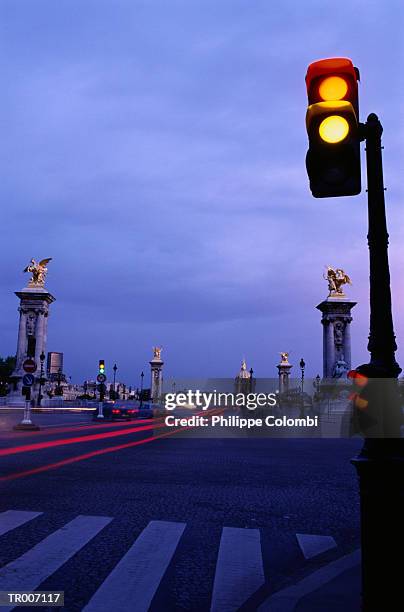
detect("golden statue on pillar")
[152,346,162,360]
[324,266,352,297]
[23,258,52,288]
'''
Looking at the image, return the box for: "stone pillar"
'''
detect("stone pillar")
[343,319,352,369]
[277,356,293,394]
[16,308,27,368]
[34,309,46,366]
[150,347,164,403]
[8,287,56,406]
[317,298,356,379]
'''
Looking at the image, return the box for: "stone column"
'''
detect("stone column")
[16,308,27,369]
[277,357,293,394]
[8,287,56,406]
[34,309,45,365]
[150,347,164,403]
[343,316,352,369]
[325,319,335,378]
[317,298,356,379]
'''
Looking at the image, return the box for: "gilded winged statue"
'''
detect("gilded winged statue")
[324,266,352,297]
[152,346,162,360]
[23,258,52,287]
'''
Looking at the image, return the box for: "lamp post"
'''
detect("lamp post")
[140,371,144,408]
[299,358,305,416]
[37,351,45,407]
[304,61,403,608]
[113,363,117,400]
[299,358,305,393]
[350,114,403,610]
[55,367,63,396]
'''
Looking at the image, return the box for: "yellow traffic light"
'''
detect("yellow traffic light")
[318,76,348,101]
[305,58,361,197]
[319,115,349,143]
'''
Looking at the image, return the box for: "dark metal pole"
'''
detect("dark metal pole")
[140,371,144,408]
[365,114,400,377]
[37,351,45,407]
[113,364,117,400]
[352,113,404,611]
[299,358,305,416]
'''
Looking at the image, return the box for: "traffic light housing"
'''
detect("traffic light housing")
[99,360,105,375]
[347,369,378,436]
[305,57,361,197]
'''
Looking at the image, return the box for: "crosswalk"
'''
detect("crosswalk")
[0,509,340,612]
[82,521,185,612]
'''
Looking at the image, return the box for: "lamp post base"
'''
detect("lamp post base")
[13,401,40,431]
[352,439,404,610]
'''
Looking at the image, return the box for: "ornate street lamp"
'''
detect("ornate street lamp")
[299,358,305,394]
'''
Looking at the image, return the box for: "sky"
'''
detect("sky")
[1,0,403,385]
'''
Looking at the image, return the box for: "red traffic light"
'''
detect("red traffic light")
[348,369,369,410]
[348,369,368,384]
[306,57,359,117]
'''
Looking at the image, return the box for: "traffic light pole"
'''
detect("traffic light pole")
[97,384,105,419]
[364,114,400,377]
[352,113,404,611]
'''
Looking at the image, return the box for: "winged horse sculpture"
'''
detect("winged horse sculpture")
[23,258,52,287]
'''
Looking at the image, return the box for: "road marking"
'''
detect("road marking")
[257,549,361,611]
[211,527,265,611]
[83,520,186,612]
[0,510,42,536]
[0,514,112,612]
[296,533,337,559]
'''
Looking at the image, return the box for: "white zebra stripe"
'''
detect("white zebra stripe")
[0,510,42,536]
[0,514,112,612]
[83,520,186,612]
[211,527,265,611]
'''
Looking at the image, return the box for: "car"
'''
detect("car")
[93,403,137,420]
[94,402,155,421]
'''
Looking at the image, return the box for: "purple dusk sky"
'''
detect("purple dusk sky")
[1,1,403,385]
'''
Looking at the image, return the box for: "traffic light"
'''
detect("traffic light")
[99,359,105,375]
[347,368,378,436]
[305,57,361,197]
[348,367,403,438]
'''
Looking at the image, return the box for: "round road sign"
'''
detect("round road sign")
[23,358,37,373]
[22,373,35,386]
[97,373,107,383]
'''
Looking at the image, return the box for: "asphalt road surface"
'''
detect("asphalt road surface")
[0,410,362,611]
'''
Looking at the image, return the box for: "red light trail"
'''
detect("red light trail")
[0,409,224,482]
[0,428,183,483]
[0,422,163,458]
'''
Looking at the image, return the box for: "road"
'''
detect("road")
[0,410,362,611]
